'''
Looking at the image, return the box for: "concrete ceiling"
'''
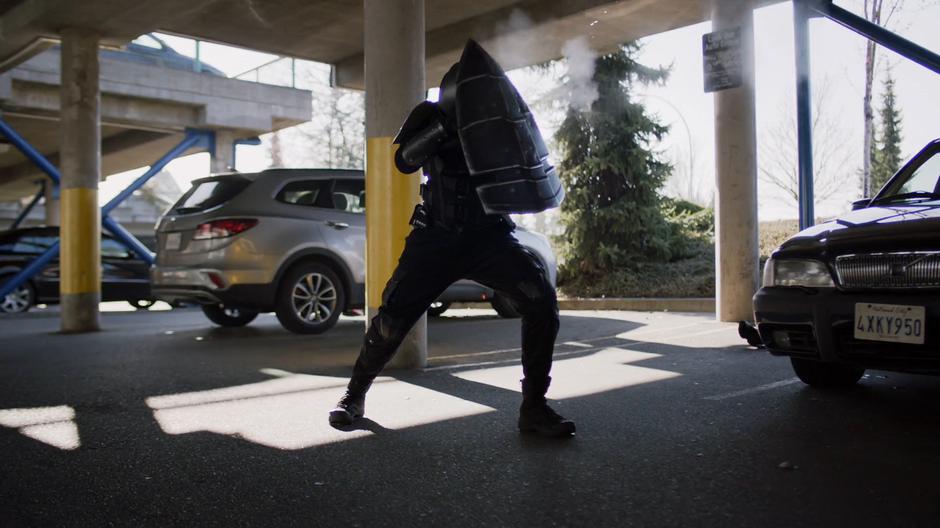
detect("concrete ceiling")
[0,0,775,89]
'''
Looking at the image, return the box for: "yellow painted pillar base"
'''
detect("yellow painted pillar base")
[60,187,101,332]
[365,137,425,368]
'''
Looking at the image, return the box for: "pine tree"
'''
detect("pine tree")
[555,43,678,277]
[871,72,903,192]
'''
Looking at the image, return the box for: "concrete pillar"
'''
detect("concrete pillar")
[363,0,426,368]
[43,180,59,226]
[210,130,236,173]
[59,28,101,332]
[712,0,759,322]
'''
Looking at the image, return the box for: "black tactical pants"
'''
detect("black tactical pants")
[348,223,560,398]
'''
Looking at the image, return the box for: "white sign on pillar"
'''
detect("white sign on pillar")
[703,27,743,93]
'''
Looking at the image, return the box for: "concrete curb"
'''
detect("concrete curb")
[452,298,715,313]
[558,298,715,312]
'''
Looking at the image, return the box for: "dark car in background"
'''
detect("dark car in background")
[0,227,154,313]
[754,138,940,387]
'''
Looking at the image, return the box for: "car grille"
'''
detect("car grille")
[834,252,940,289]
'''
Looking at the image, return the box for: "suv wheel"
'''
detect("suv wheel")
[202,304,258,327]
[491,293,521,319]
[276,262,345,334]
[0,275,34,314]
[790,358,865,388]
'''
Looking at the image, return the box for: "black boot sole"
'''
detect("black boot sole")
[329,409,362,426]
[518,420,577,438]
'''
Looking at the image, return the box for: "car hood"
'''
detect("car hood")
[775,201,940,258]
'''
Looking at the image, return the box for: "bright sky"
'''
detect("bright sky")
[100,1,940,222]
[634,0,940,219]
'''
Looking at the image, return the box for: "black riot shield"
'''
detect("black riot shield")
[453,39,565,215]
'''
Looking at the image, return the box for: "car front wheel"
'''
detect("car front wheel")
[275,262,345,334]
[790,357,865,388]
[0,275,34,314]
[201,304,258,327]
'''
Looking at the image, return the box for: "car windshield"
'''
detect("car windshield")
[873,149,940,204]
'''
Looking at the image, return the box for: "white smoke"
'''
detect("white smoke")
[561,36,599,112]
[487,9,539,70]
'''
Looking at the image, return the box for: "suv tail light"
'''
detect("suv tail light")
[192,219,258,240]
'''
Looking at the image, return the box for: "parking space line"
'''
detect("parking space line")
[427,325,738,372]
[703,378,802,401]
[432,321,718,362]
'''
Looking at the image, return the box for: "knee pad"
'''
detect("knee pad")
[366,310,410,346]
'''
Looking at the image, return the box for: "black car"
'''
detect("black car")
[754,138,940,387]
[0,227,153,313]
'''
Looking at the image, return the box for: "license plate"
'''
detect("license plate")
[165,232,182,251]
[854,303,925,345]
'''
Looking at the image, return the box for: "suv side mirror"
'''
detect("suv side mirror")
[851,198,871,210]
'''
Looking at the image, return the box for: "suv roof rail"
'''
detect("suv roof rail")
[259,167,363,176]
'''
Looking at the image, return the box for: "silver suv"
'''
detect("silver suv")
[152,168,557,334]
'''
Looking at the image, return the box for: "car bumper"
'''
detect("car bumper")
[151,267,276,309]
[754,287,940,373]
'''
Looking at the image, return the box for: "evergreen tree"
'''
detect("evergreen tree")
[554,43,679,277]
[871,72,903,192]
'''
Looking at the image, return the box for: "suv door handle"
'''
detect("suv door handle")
[326,221,349,230]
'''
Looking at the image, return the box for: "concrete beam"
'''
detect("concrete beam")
[0,128,173,189]
[5,49,311,132]
[712,0,759,322]
[363,0,427,369]
[58,27,101,333]
[210,129,236,173]
[0,46,311,199]
[336,0,706,89]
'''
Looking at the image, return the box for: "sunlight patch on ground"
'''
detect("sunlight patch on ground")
[615,322,739,346]
[0,405,80,450]
[146,372,494,450]
[452,347,681,399]
[100,301,173,312]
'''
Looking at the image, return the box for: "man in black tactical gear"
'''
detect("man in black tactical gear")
[329,40,574,437]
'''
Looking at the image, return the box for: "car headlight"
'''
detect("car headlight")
[762,258,834,288]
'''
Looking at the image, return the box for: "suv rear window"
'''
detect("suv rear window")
[276,180,335,208]
[173,177,250,214]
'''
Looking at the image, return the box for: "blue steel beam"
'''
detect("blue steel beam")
[0,119,61,300]
[811,0,940,75]
[102,216,155,265]
[794,0,815,230]
[0,242,59,299]
[0,128,214,300]
[101,130,213,265]
[10,182,45,229]
[0,117,61,185]
[102,130,212,215]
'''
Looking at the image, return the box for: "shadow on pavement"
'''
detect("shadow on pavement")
[3,309,940,526]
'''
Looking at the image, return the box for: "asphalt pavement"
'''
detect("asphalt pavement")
[2,307,940,527]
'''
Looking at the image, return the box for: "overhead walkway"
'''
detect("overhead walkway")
[0,45,311,201]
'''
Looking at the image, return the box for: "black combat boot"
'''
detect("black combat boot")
[329,378,372,426]
[518,377,576,437]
